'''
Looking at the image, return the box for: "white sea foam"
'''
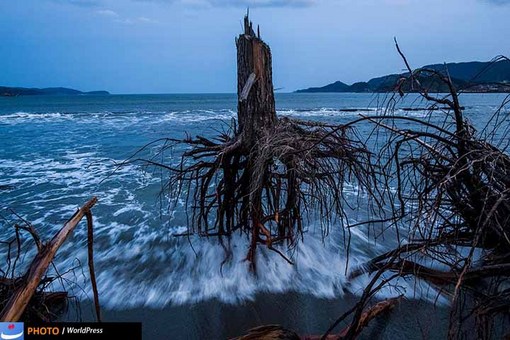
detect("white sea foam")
[0,107,434,129]
[0,109,239,126]
[0,111,70,121]
[277,107,435,119]
[0,149,449,310]
[160,111,236,123]
[49,221,449,309]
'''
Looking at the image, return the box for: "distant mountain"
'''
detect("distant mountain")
[296,60,510,93]
[295,81,350,93]
[0,86,110,97]
[424,61,510,83]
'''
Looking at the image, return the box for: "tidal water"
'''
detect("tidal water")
[0,93,508,338]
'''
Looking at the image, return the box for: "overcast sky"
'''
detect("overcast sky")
[0,0,509,93]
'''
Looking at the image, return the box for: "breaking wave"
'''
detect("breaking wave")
[0,151,446,309]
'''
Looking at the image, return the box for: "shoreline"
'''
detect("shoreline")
[69,292,450,339]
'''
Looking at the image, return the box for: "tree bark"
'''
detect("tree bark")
[236,14,278,270]
[236,14,277,147]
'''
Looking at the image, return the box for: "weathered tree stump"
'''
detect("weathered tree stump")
[161,14,373,271]
[236,15,277,147]
[235,15,278,268]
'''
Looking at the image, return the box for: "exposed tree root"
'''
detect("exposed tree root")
[152,16,376,271]
[340,45,510,339]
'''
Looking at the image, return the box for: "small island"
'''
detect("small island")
[0,86,110,97]
[296,60,510,93]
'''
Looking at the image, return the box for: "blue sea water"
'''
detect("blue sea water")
[0,92,509,312]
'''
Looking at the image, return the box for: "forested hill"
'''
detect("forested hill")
[296,59,510,93]
[0,86,110,96]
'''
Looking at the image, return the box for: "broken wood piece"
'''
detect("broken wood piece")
[0,197,98,322]
[302,296,401,340]
[86,210,101,322]
[236,14,277,145]
[231,324,300,340]
[240,72,257,102]
[338,296,401,338]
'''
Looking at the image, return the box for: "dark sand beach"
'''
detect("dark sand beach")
[73,293,450,339]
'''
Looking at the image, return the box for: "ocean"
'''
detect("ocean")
[0,92,509,338]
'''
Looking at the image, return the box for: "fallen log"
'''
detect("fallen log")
[0,197,98,322]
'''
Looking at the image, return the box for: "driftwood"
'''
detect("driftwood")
[335,296,401,339]
[232,325,300,340]
[300,297,401,340]
[86,210,101,322]
[234,297,400,340]
[338,46,510,338]
[0,197,98,322]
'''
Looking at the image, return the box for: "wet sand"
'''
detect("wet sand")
[71,292,450,339]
